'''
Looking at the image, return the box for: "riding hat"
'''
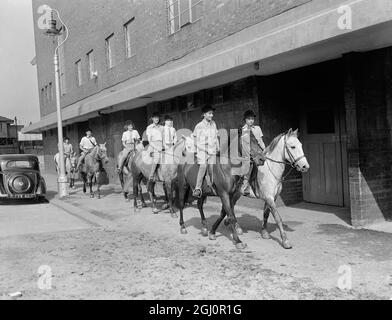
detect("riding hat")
[164,115,173,121]
[201,104,215,114]
[243,110,257,120]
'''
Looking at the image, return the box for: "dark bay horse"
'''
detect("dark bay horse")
[79,143,109,199]
[130,139,187,216]
[220,129,310,249]
[176,132,265,249]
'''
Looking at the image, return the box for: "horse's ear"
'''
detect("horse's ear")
[104,142,107,146]
[287,128,293,135]
[293,129,299,137]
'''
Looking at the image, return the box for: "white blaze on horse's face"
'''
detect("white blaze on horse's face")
[285,131,310,173]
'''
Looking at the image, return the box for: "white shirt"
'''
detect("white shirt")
[122,130,140,144]
[193,119,219,155]
[146,124,163,142]
[80,136,97,151]
[242,124,264,147]
[163,125,177,145]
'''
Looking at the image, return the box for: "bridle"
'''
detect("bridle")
[265,133,306,182]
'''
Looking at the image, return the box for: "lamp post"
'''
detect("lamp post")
[45,9,69,198]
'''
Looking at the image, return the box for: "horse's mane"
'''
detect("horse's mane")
[265,132,286,154]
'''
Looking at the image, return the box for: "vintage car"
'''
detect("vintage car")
[0,154,46,200]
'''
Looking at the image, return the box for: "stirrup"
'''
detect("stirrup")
[193,188,202,198]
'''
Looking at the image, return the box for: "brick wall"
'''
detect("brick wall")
[32,0,311,117]
[345,49,392,226]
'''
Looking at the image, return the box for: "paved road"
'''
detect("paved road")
[0,198,92,238]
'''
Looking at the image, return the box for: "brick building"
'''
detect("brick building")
[24,0,392,226]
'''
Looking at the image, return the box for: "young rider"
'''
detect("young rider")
[116,121,141,174]
[146,112,164,186]
[240,110,266,195]
[63,136,74,169]
[192,105,220,198]
[77,128,97,171]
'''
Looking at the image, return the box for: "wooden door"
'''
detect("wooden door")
[301,105,344,206]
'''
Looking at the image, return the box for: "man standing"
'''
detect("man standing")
[239,110,266,195]
[146,112,164,186]
[192,105,220,198]
[77,128,97,171]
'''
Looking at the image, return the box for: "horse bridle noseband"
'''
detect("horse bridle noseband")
[264,133,306,182]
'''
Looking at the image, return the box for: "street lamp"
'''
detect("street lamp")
[45,9,69,198]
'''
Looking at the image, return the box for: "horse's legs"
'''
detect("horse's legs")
[265,198,292,249]
[224,191,243,235]
[209,208,226,240]
[139,183,147,207]
[89,175,94,198]
[178,184,188,234]
[149,181,159,214]
[197,196,209,237]
[261,203,271,239]
[220,192,245,249]
[97,182,101,199]
[161,182,170,211]
[164,182,177,218]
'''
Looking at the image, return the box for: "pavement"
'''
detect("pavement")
[0,172,391,299]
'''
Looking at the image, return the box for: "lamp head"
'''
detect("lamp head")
[44,11,62,36]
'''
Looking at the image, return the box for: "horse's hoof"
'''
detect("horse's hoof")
[152,208,159,214]
[235,242,247,250]
[180,227,188,235]
[142,203,148,208]
[235,226,244,235]
[171,212,178,219]
[209,233,217,241]
[261,230,271,240]
[201,228,209,237]
[282,240,293,249]
[161,204,170,211]
[90,194,94,198]
[126,198,130,203]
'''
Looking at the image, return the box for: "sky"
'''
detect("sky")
[0,0,40,126]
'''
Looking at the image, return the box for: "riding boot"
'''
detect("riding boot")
[193,164,207,198]
[240,162,254,196]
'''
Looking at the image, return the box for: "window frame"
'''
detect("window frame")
[75,59,82,87]
[87,50,95,80]
[105,33,115,69]
[168,0,202,35]
[124,18,136,59]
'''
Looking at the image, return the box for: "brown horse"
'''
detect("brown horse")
[217,129,310,249]
[118,143,147,206]
[176,131,265,249]
[130,138,187,216]
[79,143,109,199]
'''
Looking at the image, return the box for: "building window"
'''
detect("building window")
[75,60,82,86]
[168,0,202,34]
[124,18,135,58]
[105,33,115,69]
[87,50,95,79]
